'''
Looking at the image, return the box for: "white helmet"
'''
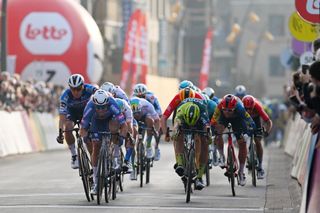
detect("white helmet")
[133,83,147,96]
[68,74,84,88]
[202,87,215,99]
[92,89,111,106]
[101,82,115,93]
[235,85,246,98]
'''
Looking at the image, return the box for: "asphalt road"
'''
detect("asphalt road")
[0,142,271,213]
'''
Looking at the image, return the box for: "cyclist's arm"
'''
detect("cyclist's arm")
[58,91,69,130]
[210,106,221,126]
[80,101,94,130]
[255,101,272,133]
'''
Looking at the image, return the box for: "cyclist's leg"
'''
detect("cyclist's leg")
[89,119,104,193]
[174,132,185,176]
[214,123,226,166]
[144,116,154,152]
[231,118,247,183]
[195,134,208,179]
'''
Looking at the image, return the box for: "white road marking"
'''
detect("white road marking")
[0,205,265,212]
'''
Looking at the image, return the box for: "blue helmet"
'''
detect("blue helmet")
[130,98,141,113]
[179,80,194,90]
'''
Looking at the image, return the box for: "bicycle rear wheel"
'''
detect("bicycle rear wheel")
[186,149,195,203]
[97,152,106,205]
[250,139,257,187]
[78,147,91,202]
[146,159,151,184]
[228,147,236,196]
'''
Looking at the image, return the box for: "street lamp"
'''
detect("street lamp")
[1,0,7,72]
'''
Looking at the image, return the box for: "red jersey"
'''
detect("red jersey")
[163,92,204,118]
[247,99,270,122]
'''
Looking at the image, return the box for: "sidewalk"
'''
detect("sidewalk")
[265,145,302,213]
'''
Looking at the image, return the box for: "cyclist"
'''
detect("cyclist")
[210,94,255,186]
[171,98,211,190]
[202,92,219,166]
[56,74,97,169]
[161,87,205,138]
[202,87,219,104]
[130,97,160,160]
[101,81,129,103]
[242,95,272,179]
[80,89,127,195]
[114,97,135,172]
[133,83,162,160]
[234,85,247,99]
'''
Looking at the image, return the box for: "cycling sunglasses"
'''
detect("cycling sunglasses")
[70,86,83,91]
[222,108,235,112]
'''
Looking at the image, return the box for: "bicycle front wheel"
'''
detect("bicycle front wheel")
[227,147,236,196]
[186,149,195,203]
[250,140,257,187]
[205,163,210,186]
[78,147,91,202]
[138,142,144,188]
[97,151,106,205]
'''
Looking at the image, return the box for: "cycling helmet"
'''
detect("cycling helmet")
[242,95,255,110]
[234,85,246,98]
[184,103,200,126]
[130,98,141,113]
[221,94,237,111]
[101,82,115,94]
[202,87,215,100]
[92,89,111,106]
[68,74,84,88]
[179,80,194,90]
[133,83,147,96]
[179,88,196,100]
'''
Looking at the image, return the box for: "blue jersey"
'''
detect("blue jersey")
[207,99,217,119]
[212,96,219,104]
[59,84,97,118]
[81,97,125,130]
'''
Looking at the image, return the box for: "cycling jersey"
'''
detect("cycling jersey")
[115,98,133,123]
[206,99,217,119]
[247,99,270,122]
[81,97,125,131]
[59,84,97,121]
[175,98,210,128]
[131,97,159,121]
[212,96,219,104]
[163,92,204,118]
[144,91,162,116]
[113,85,129,103]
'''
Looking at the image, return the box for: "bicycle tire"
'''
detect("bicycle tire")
[205,163,210,186]
[186,149,194,203]
[131,148,137,180]
[139,142,144,188]
[146,159,150,184]
[97,151,106,205]
[250,138,257,187]
[112,174,117,200]
[78,147,91,202]
[228,147,236,196]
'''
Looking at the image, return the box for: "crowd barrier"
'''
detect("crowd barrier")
[0,111,63,157]
[283,113,319,213]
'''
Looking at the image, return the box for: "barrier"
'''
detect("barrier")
[283,113,320,212]
[0,111,63,158]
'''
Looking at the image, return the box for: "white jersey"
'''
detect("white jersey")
[145,91,162,116]
[114,86,129,103]
[131,97,159,120]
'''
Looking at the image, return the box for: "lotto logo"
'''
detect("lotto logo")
[296,0,320,24]
[19,12,73,55]
[306,0,320,14]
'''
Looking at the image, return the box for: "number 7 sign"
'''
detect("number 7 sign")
[296,0,320,24]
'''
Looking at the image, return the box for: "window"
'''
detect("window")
[268,15,285,37]
[269,55,285,77]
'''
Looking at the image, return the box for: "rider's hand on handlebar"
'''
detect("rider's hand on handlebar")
[56,128,64,144]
